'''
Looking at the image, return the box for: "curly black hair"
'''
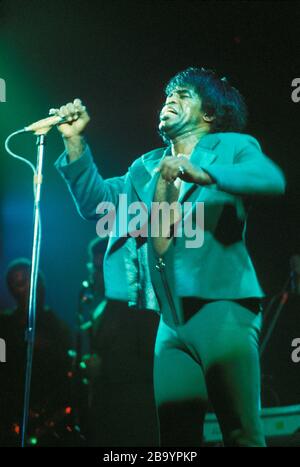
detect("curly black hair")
[163,66,248,135]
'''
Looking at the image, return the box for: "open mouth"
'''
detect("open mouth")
[160,106,178,119]
[163,106,178,115]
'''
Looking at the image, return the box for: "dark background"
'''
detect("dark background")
[0,0,299,337]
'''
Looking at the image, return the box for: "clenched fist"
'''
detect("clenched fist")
[49,98,90,139]
[155,154,213,185]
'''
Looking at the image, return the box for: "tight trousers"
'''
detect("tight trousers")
[153,299,266,447]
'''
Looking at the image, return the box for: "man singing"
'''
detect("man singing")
[54,67,285,447]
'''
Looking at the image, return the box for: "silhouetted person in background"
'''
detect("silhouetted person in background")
[78,238,159,446]
[74,237,108,438]
[0,258,71,446]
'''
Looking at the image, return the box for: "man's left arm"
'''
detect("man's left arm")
[203,135,286,196]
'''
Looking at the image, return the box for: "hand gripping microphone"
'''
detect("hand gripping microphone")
[24,115,70,134]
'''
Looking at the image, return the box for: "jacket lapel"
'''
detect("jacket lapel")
[178,133,220,202]
[129,147,168,209]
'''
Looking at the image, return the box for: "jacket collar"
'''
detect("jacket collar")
[129,133,220,206]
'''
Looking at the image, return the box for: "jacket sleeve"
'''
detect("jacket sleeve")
[204,134,286,196]
[55,144,128,220]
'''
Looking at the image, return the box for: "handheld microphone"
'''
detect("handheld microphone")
[24,115,70,133]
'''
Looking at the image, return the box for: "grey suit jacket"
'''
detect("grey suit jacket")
[55,132,285,312]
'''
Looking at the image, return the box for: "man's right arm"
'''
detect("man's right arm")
[55,142,128,220]
[63,135,86,162]
[53,99,127,220]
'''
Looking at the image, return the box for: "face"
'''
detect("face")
[159,86,206,138]
[7,266,45,310]
[8,267,31,301]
